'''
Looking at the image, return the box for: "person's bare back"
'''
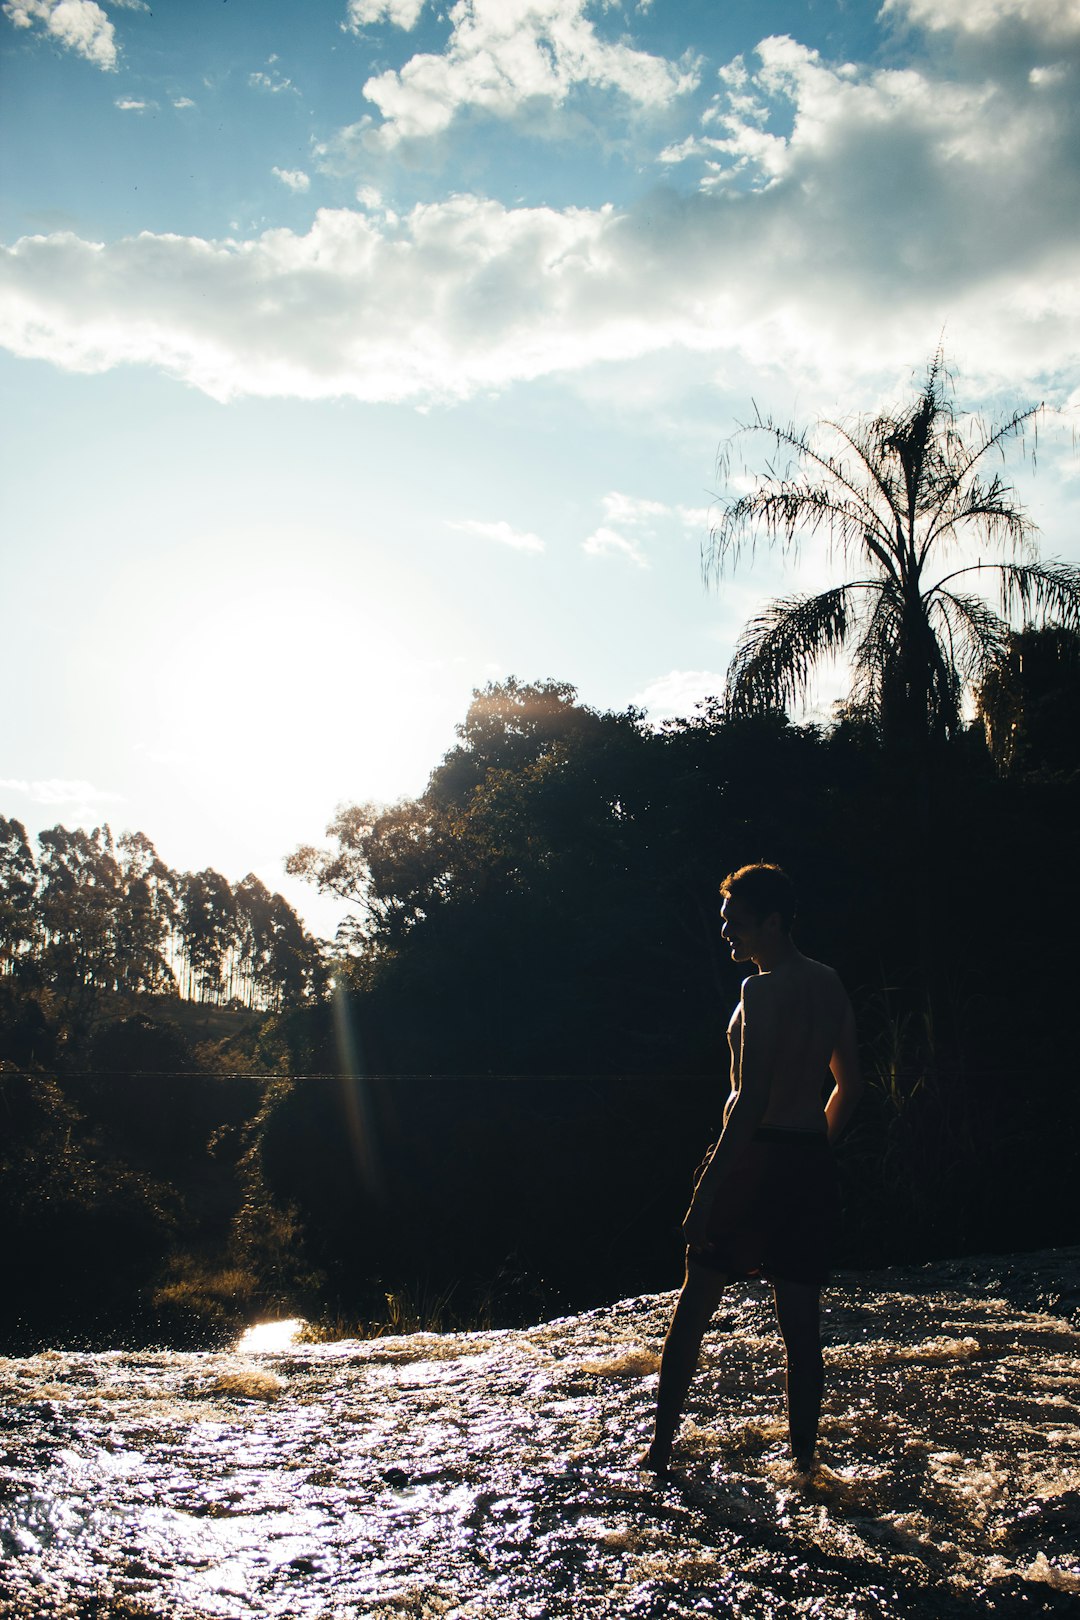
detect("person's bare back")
[727,956,855,1135]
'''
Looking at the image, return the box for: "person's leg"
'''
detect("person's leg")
[772,1280,823,1473]
[642,1256,729,1472]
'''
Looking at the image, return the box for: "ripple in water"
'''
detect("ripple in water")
[1,1251,1079,1618]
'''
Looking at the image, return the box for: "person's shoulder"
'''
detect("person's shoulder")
[804,956,844,987]
[805,957,853,1011]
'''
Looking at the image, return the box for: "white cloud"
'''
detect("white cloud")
[882,0,1080,42]
[448,518,545,552]
[249,66,298,95]
[272,167,311,193]
[3,0,117,70]
[2,7,1079,406]
[632,670,727,719]
[598,491,668,527]
[358,0,699,149]
[114,96,148,112]
[582,491,663,567]
[346,0,426,28]
[0,777,122,806]
[581,491,709,567]
[173,96,196,110]
[582,525,648,567]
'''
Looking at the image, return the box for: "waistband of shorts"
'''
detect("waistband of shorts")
[753,1126,829,1146]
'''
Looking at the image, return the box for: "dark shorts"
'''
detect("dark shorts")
[688,1126,840,1286]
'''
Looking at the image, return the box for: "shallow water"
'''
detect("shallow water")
[2,1251,1079,1618]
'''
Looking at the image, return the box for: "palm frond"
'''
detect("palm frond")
[929,590,1012,686]
[945,401,1042,493]
[708,413,900,582]
[726,585,860,715]
[996,560,1080,627]
[848,582,903,715]
[706,483,888,578]
[919,470,1036,566]
[932,560,1080,627]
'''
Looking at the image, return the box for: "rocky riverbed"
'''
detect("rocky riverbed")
[2,1250,1079,1618]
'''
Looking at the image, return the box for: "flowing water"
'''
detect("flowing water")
[2,1250,1079,1619]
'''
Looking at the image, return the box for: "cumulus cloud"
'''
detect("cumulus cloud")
[2,5,1078,405]
[356,0,699,149]
[272,167,311,192]
[114,96,149,112]
[346,0,426,28]
[632,670,727,720]
[173,96,196,110]
[3,0,118,70]
[448,518,545,552]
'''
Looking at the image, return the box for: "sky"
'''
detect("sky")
[2,0,1079,938]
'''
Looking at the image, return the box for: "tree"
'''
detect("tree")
[976,625,1080,775]
[115,831,179,996]
[37,824,122,1005]
[0,817,39,978]
[706,355,1080,752]
[287,679,616,953]
[178,869,236,1004]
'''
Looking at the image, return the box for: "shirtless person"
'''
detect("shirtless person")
[642,863,862,1478]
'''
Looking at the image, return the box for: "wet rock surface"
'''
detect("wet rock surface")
[2,1250,1079,1618]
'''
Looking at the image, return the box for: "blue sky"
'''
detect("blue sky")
[2,0,1079,936]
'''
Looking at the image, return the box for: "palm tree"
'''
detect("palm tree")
[705,354,1080,751]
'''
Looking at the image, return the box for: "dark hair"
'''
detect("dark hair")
[719,863,796,931]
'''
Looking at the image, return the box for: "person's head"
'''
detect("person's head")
[719,863,796,964]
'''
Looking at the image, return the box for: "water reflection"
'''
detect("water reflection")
[1,1251,1078,1617]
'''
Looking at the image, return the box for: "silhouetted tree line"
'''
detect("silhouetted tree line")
[0,819,325,1025]
[3,643,1078,1348]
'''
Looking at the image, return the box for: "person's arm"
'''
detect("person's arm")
[683,976,775,1245]
[824,995,862,1144]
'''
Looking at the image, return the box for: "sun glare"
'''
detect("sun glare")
[236,1317,307,1354]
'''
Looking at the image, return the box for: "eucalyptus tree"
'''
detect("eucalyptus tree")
[706,355,1080,752]
[115,831,179,996]
[178,868,236,1004]
[0,817,39,976]
[36,824,123,1001]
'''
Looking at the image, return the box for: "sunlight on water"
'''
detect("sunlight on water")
[1,1251,1078,1618]
[235,1318,307,1355]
